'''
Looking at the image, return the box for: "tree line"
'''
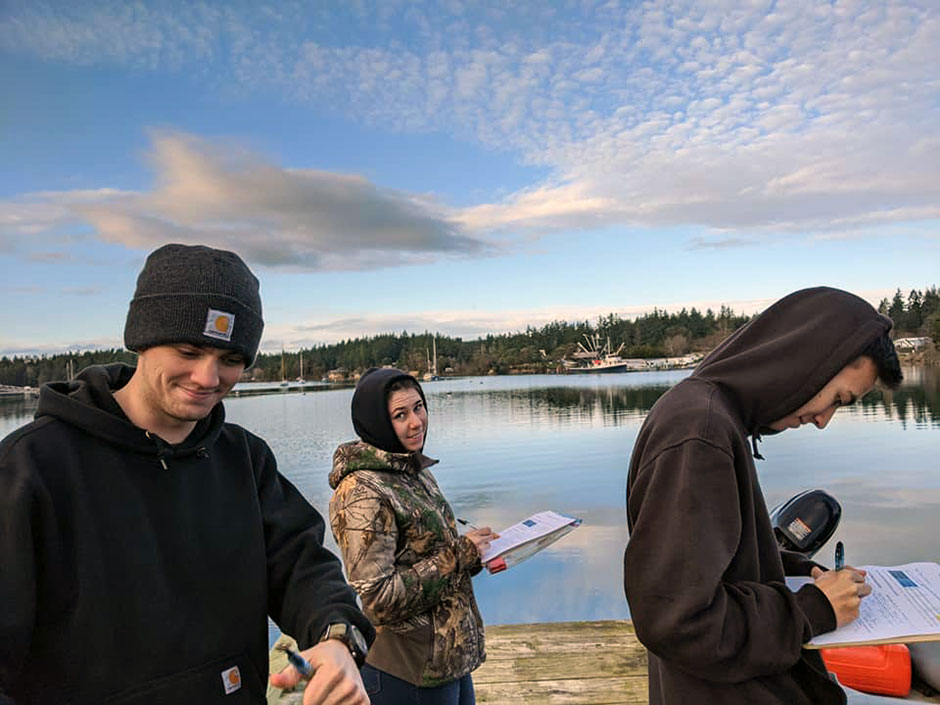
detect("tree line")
[878,287,940,337]
[2,286,937,387]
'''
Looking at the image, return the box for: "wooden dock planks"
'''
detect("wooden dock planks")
[266,621,648,705]
[268,620,940,704]
[474,620,648,704]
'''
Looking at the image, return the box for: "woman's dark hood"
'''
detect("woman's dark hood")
[692,287,893,432]
[351,367,427,454]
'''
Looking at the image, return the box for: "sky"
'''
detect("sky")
[1,0,938,357]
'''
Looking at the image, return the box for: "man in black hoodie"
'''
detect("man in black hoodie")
[0,244,374,705]
[624,287,903,705]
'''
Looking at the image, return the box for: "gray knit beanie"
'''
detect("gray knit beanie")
[124,244,264,365]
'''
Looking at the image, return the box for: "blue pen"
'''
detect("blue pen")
[277,644,315,679]
[834,540,844,571]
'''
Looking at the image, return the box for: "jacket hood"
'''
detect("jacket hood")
[692,287,892,432]
[36,363,225,463]
[329,440,438,489]
[351,367,427,454]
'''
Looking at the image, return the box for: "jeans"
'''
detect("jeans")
[361,665,475,705]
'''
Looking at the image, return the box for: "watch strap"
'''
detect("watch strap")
[320,622,368,668]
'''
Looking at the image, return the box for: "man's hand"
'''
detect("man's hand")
[269,639,368,705]
[464,527,499,556]
[812,565,872,628]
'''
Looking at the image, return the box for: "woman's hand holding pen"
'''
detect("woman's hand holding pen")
[464,527,499,557]
[811,565,872,628]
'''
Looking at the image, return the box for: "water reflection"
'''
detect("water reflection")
[465,384,673,427]
[3,364,937,431]
[0,398,36,429]
[861,365,940,428]
[1,365,937,633]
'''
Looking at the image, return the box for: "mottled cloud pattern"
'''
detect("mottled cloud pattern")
[2,0,938,257]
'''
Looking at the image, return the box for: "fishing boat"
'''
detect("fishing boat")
[563,335,703,373]
[563,334,634,373]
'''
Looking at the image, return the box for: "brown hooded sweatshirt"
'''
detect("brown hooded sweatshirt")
[624,287,893,705]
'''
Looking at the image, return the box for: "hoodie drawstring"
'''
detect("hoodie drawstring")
[145,431,171,470]
[750,431,765,461]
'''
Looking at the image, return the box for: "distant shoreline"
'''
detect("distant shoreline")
[899,347,940,367]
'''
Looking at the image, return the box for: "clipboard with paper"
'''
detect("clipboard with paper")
[789,562,940,648]
[481,510,582,574]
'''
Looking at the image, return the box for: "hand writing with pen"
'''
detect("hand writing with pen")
[811,541,872,628]
[458,517,499,557]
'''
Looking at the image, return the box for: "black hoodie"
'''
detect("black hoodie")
[0,364,373,704]
[624,287,892,705]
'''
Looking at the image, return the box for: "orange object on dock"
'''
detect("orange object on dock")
[821,644,911,697]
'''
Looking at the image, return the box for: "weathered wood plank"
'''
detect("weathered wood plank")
[483,620,640,657]
[474,650,647,683]
[473,621,647,704]
[473,652,646,683]
[485,621,637,637]
[475,676,648,704]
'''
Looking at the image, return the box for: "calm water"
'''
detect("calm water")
[2,366,938,639]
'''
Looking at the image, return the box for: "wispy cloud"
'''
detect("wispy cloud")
[3,0,939,240]
[1,132,489,270]
[0,337,125,358]
[29,251,74,263]
[61,286,102,296]
[687,236,759,250]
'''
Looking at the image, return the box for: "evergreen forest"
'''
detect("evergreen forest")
[2,286,938,387]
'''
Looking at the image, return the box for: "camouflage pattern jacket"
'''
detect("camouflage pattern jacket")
[328,441,485,687]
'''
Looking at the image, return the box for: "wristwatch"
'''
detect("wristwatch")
[319,622,369,668]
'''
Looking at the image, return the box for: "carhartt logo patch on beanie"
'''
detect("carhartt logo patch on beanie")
[124,244,264,365]
[203,309,235,342]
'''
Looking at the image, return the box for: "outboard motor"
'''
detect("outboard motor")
[769,488,842,558]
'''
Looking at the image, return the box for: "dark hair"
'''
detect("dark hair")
[352,368,427,453]
[386,376,424,404]
[859,331,903,389]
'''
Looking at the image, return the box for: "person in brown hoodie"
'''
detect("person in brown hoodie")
[624,287,903,705]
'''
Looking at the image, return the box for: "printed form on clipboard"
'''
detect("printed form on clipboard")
[480,510,581,574]
[787,562,940,648]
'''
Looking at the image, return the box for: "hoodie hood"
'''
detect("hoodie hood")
[351,367,427,454]
[692,286,892,432]
[36,363,225,464]
[328,440,438,489]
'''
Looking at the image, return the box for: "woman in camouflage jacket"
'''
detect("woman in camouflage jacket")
[329,367,497,705]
